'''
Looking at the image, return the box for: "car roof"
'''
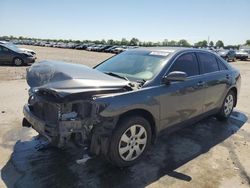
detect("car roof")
[129,47,217,56]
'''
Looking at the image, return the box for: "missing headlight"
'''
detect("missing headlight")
[61,111,78,121]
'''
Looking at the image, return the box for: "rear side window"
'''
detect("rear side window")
[216,58,228,70]
[197,53,219,73]
[169,53,199,77]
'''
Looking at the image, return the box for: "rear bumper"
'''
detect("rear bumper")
[236,55,248,59]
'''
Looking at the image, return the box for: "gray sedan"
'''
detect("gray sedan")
[22,47,241,166]
[0,43,36,66]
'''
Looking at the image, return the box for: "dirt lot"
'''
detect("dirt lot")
[0,46,250,188]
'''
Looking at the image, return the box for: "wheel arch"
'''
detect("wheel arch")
[117,109,158,143]
[229,86,237,107]
[12,56,23,65]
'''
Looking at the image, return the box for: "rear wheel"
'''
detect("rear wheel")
[13,57,23,66]
[108,116,152,167]
[216,90,235,121]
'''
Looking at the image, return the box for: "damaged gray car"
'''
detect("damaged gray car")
[23,48,241,167]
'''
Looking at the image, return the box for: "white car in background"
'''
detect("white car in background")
[240,49,250,59]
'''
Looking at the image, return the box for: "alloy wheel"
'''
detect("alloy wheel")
[224,94,234,116]
[118,124,147,161]
[14,58,22,66]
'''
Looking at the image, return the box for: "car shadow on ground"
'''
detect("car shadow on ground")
[1,111,248,188]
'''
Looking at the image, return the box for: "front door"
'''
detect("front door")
[159,52,206,129]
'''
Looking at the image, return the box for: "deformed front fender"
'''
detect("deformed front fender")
[94,87,161,129]
[90,87,160,157]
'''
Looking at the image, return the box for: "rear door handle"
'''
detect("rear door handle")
[197,81,205,87]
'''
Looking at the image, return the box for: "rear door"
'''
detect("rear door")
[196,52,230,112]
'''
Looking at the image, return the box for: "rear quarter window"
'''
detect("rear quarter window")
[216,58,228,71]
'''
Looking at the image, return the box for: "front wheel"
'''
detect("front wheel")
[108,116,152,167]
[216,90,235,121]
[13,57,23,66]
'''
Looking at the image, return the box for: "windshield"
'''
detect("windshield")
[3,43,22,52]
[95,50,169,81]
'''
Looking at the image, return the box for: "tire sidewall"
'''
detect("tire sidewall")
[108,116,152,167]
[219,91,235,119]
[13,57,23,66]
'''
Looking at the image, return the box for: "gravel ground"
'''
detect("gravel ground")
[0,46,250,188]
[0,45,113,81]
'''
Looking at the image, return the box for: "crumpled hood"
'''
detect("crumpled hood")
[26,61,130,97]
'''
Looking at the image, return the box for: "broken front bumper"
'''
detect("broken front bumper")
[23,104,85,147]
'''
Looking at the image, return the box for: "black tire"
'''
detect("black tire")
[216,90,235,121]
[108,116,152,167]
[13,57,23,66]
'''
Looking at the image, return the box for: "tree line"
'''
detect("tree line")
[1,35,249,49]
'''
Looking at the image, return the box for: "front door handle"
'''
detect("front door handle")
[226,74,231,79]
[197,81,205,87]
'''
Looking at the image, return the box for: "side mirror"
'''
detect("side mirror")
[162,71,187,84]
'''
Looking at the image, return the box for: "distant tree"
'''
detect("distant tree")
[178,39,191,47]
[224,45,239,50]
[113,40,120,45]
[101,39,106,44]
[245,40,250,46]
[107,39,114,45]
[130,38,139,46]
[194,40,208,47]
[209,41,214,47]
[121,38,129,45]
[215,40,224,48]
[75,40,81,44]
[168,40,177,46]
[162,39,169,46]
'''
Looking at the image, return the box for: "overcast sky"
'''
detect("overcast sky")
[0,0,249,45]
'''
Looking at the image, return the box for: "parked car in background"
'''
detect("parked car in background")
[75,44,86,50]
[86,44,97,51]
[235,50,248,60]
[23,47,240,166]
[111,46,127,54]
[96,45,113,52]
[0,43,36,65]
[0,41,36,56]
[104,45,117,53]
[239,49,250,59]
[217,50,236,62]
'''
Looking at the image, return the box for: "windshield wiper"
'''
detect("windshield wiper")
[104,72,129,81]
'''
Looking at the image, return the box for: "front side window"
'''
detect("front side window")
[197,52,219,73]
[169,53,199,77]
